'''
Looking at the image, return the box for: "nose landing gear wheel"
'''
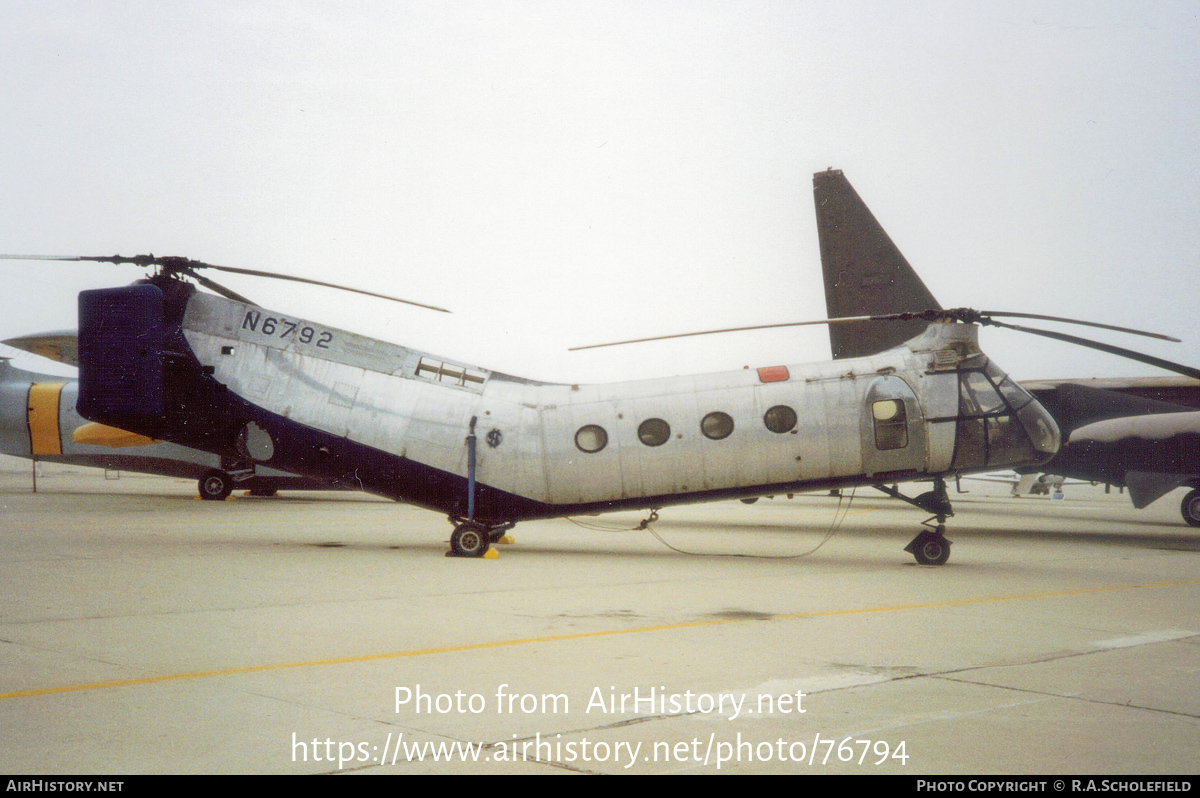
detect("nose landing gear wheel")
[905,527,952,566]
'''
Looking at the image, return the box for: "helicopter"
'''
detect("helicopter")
[2,203,1193,565]
[812,168,1200,525]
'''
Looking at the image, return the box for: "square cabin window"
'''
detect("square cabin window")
[872,399,908,450]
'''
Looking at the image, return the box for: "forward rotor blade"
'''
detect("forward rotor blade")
[977,310,1179,342]
[986,319,1200,380]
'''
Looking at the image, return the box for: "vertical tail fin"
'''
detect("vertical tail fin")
[813,169,941,359]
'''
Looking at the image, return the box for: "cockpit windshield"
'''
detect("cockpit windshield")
[951,360,1058,470]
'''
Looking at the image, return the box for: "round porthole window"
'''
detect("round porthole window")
[701,411,734,440]
[575,425,608,453]
[763,405,797,434]
[638,418,671,447]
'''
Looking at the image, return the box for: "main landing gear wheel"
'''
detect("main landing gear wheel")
[449,525,491,558]
[1182,489,1200,528]
[199,470,233,501]
[905,527,951,566]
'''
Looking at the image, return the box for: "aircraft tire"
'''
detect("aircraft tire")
[199,470,233,501]
[1181,490,1200,528]
[450,525,490,557]
[910,532,951,566]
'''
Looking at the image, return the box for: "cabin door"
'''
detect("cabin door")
[859,375,926,478]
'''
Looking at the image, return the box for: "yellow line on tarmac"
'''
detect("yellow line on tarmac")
[775,579,1200,620]
[3,579,1197,701]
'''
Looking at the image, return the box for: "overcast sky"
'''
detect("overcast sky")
[1,1,1197,385]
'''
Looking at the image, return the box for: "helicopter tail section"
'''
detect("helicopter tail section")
[77,284,165,430]
[813,169,941,359]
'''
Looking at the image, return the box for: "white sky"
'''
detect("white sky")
[1,1,1197,385]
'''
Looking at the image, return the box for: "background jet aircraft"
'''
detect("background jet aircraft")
[812,168,1200,525]
[1,334,343,499]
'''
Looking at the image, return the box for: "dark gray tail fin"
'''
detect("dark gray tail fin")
[814,169,941,359]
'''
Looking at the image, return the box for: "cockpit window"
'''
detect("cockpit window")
[952,365,1043,470]
[961,371,1005,415]
[996,377,1033,411]
[982,363,1033,412]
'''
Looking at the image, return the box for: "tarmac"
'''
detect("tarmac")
[1,457,1197,775]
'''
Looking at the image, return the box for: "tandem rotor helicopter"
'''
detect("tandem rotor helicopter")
[4,177,1196,565]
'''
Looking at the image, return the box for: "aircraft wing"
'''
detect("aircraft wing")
[2,330,79,366]
[1022,376,1200,410]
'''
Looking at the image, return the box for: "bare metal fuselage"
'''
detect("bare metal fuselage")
[132,284,1058,522]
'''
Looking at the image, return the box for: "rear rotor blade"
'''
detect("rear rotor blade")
[0,254,163,267]
[0,253,451,313]
[185,270,257,306]
[0,255,103,262]
[567,313,917,351]
[192,261,451,313]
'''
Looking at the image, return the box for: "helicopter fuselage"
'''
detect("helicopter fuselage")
[76,276,1060,526]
